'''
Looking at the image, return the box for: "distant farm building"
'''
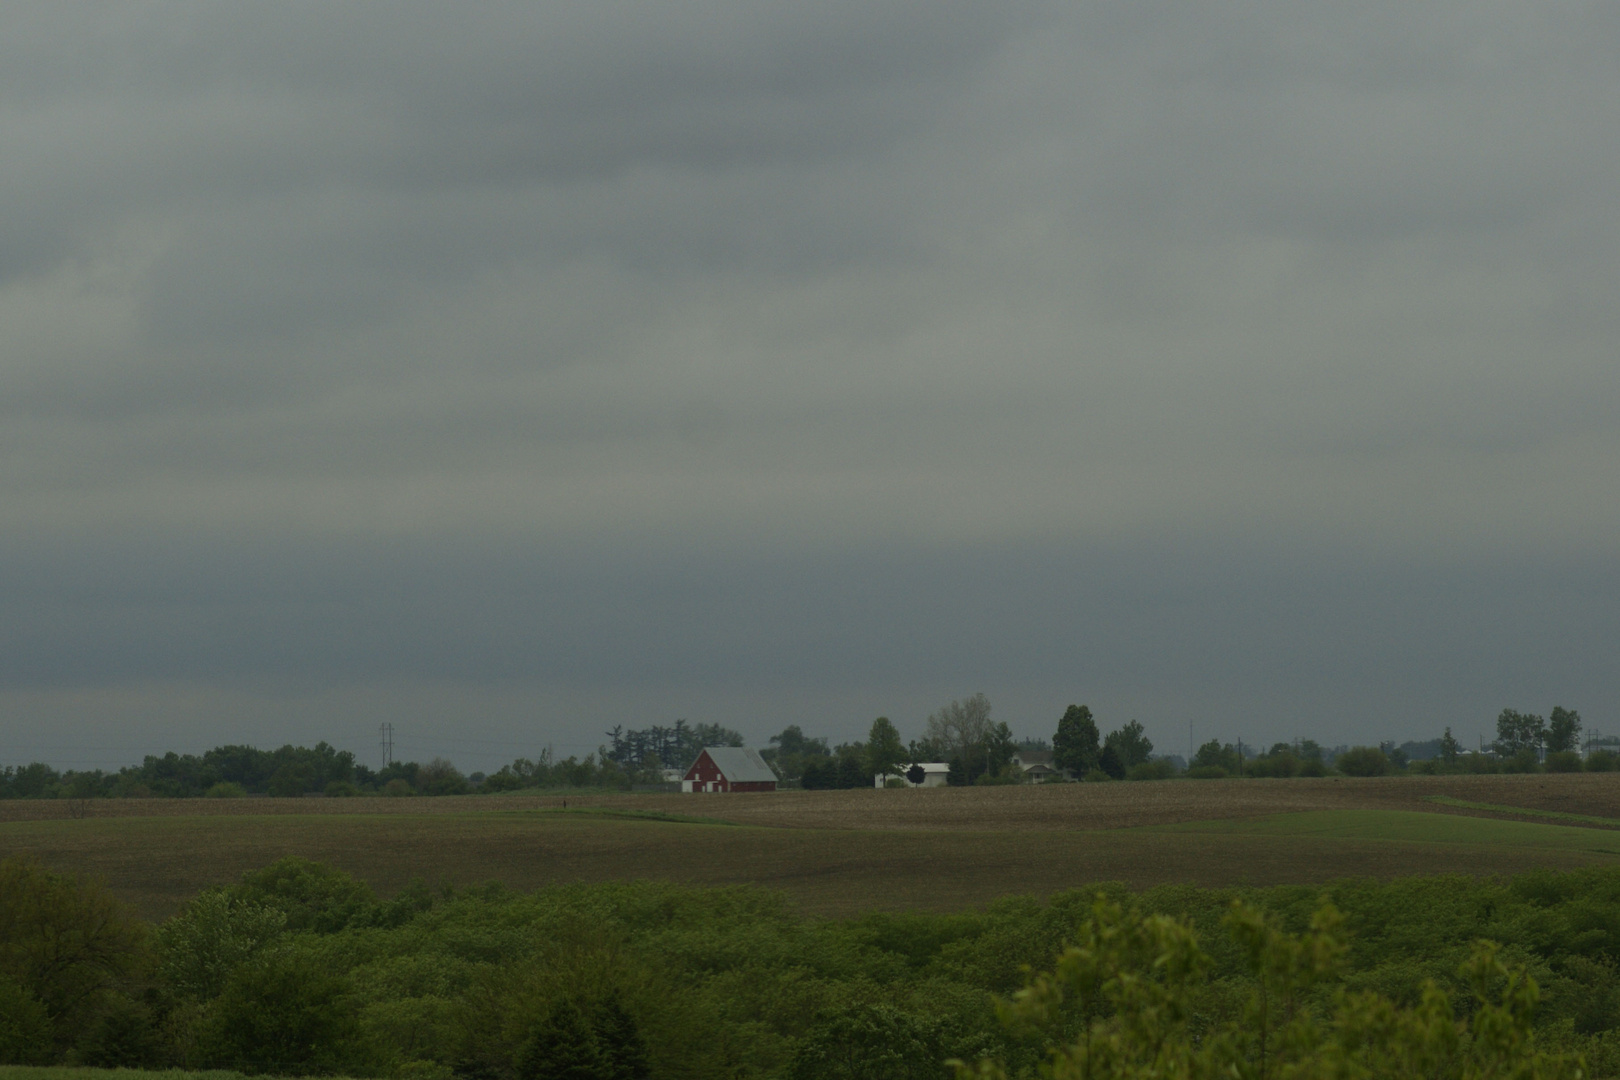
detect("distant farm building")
[682,747,779,792]
[873,762,950,788]
[1011,749,1069,781]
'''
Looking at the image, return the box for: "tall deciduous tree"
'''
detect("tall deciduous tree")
[1103,720,1154,770]
[1547,706,1582,754]
[924,694,993,764]
[1494,709,1546,756]
[866,717,907,780]
[1053,705,1100,776]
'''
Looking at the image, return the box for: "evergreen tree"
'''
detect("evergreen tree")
[516,999,602,1080]
[591,994,650,1080]
[1440,726,1460,764]
[1053,704,1100,776]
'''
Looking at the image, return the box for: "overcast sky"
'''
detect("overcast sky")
[3,1,1618,773]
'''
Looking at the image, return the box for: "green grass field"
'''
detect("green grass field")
[7,800,1620,919]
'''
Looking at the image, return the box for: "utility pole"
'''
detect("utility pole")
[379,723,394,768]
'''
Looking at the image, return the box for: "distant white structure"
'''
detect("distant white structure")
[874,762,950,788]
[1010,749,1070,782]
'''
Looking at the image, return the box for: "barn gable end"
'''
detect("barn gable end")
[681,746,778,793]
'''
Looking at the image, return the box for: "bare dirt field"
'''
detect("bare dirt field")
[6,773,1620,920]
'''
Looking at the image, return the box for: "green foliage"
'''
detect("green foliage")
[228,857,378,933]
[866,717,908,780]
[1546,751,1583,774]
[1127,759,1177,781]
[762,725,831,784]
[1548,707,1583,755]
[1192,739,1240,774]
[1335,745,1393,777]
[26,857,1620,1078]
[515,999,603,1080]
[1104,720,1154,771]
[157,890,288,1000]
[1497,709,1548,757]
[1588,751,1618,772]
[197,946,367,1074]
[789,1002,952,1080]
[1053,705,1100,776]
[953,896,1583,1080]
[0,856,150,1051]
[0,981,52,1064]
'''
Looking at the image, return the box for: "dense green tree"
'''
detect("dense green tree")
[1190,739,1238,773]
[1495,708,1546,756]
[227,856,377,933]
[0,981,51,1064]
[764,725,831,782]
[1053,705,1100,776]
[866,717,908,780]
[790,1002,947,1080]
[516,999,603,1080]
[1098,744,1126,780]
[984,721,1018,777]
[1103,720,1153,770]
[199,948,365,1074]
[0,856,149,1051]
[1548,706,1583,754]
[835,743,870,789]
[591,994,650,1080]
[1334,746,1392,777]
[1440,726,1461,764]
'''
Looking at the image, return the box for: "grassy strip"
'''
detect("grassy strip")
[0,1070,340,1080]
[1425,795,1620,828]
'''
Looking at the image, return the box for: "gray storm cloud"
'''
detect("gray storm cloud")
[1,0,1617,768]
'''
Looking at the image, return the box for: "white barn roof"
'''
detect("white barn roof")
[696,746,778,783]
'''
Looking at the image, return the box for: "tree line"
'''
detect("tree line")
[3,701,1602,801]
[2,854,1610,1077]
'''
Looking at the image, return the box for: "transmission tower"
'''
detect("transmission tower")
[379,723,394,767]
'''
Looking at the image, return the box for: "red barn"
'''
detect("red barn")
[682,746,778,793]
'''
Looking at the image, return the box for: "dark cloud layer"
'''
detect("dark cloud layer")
[2,1,1617,767]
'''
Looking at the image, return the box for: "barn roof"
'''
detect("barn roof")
[697,746,778,783]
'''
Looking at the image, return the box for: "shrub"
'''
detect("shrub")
[1127,760,1177,781]
[1333,746,1391,777]
[384,778,415,797]
[1185,765,1228,780]
[203,781,247,798]
[198,948,370,1074]
[1298,758,1326,777]
[951,897,1585,1080]
[1082,768,1111,783]
[1588,750,1619,772]
[0,981,51,1064]
[1546,751,1583,773]
[884,777,908,789]
[1502,748,1541,774]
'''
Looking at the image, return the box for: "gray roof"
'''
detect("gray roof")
[695,746,779,783]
